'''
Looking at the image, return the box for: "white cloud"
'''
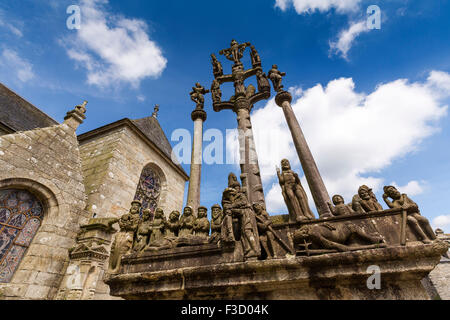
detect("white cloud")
[137,94,146,102]
[0,10,23,37]
[432,215,450,231]
[0,49,34,82]
[329,20,369,59]
[275,0,361,14]
[390,180,426,197]
[63,0,167,88]
[228,71,449,213]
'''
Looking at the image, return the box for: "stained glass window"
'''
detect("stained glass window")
[133,165,161,218]
[0,189,44,283]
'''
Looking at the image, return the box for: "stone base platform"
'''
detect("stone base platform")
[105,240,448,300]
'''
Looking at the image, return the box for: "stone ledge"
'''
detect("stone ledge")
[105,241,448,300]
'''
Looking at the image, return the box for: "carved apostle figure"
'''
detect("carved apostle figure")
[221,188,236,243]
[149,208,166,245]
[253,203,276,259]
[211,53,223,77]
[277,159,314,222]
[327,195,355,217]
[108,201,140,273]
[383,186,436,243]
[133,209,152,252]
[190,83,210,110]
[356,185,383,213]
[268,64,286,92]
[194,206,210,238]
[209,204,223,243]
[211,79,222,103]
[256,69,270,93]
[165,210,181,238]
[250,45,261,67]
[228,185,261,260]
[179,206,195,237]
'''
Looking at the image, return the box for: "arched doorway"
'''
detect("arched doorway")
[0,189,44,283]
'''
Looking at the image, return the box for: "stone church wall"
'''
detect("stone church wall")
[79,125,186,219]
[0,119,89,299]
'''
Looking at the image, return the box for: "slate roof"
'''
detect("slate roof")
[131,116,174,161]
[78,117,189,180]
[0,83,58,132]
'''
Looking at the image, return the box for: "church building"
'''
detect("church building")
[0,83,188,299]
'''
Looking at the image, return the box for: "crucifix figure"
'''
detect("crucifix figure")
[211,41,271,206]
[219,39,251,65]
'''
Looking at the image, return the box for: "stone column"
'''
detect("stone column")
[275,91,332,218]
[186,109,207,215]
[235,97,265,206]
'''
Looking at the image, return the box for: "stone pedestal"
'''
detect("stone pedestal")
[105,242,448,300]
[186,109,207,215]
[275,91,332,218]
[55,218,119,300]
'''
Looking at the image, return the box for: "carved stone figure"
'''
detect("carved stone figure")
[277,159,314,222]
[165,210,181,238]
[211,79,222,103]
[133,209,152,252]
[250,45,261,67]
[190,83,210,110]
[227,184,261,260]
[149,208,166,245]
[179,206,195,237]
[383,186,436,243]
[194,206,210,238]
[219,39,250,65]
[268,64,286,92]
[209,204,223,243]
[211,53,223,77]
[256,69,270,93]
[327,195,354,216]
[221,189,236,243]
[253,203,276,259]
[108,201,140,273]
[294,222,386,252]
[355,185,383,213]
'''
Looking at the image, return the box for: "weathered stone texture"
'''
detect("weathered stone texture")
[79,125,186,219]
[0,120,89,300]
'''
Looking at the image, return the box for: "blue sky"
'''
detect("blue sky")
[1,0,449,229]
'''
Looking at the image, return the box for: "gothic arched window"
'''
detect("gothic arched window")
[0,189,44,283]
[133,165,161,218]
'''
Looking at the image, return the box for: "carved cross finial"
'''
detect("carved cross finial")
[75,100,88,114]
[152,104,160,118]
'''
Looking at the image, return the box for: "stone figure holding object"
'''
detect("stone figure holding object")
[179,206,195,237]
[108,201,140,273]
[209,204,223,243]
[268,64,286,92]
[194,206,210,238]
[277,159,314,222]
[165,210,181,238]
[211,53,223,77]
[383,186,436,244]
[133,209,152,252]
[190,83,209,110]
[253,203,276,259]
[327,195,355,216]
[149,208,166,245]
[211,79,222,104]
[354,185,383,213]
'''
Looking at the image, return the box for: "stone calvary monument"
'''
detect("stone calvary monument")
[103,40,448,300]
